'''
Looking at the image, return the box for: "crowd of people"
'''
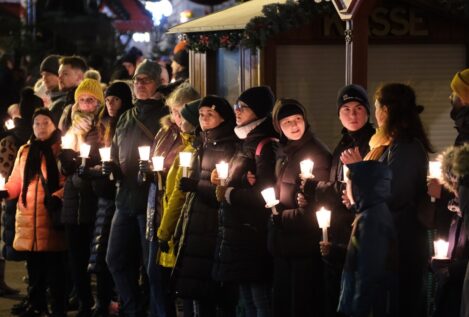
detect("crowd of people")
[0,44,468,317]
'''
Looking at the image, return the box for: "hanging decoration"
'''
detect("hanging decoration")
[184,0,333,53]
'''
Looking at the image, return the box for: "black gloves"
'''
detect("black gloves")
[78,165,102,179]
[179,177,198,192]
[302,179,318,201]
[102,161,123,179]
[139,160,151,174]
[158,239,170,253]
[0,190,8,199]
[58,149,78,175]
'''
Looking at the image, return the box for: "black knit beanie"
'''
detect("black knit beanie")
[198,95,235,124]
[32,107,55,126]
[277,103,304,122]
[237,86,275,119]
[173,50,189,68]
[105,81,133,107]
[336,84,370,114]
[40,55,60,76]
[181,99,200,127]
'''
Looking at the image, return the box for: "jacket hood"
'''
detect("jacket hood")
[453,143,469,178]
[348,161,392,211]
[271,99,308,135]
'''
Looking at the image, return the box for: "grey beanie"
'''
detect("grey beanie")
[40,55,60,76]
[133,59,162,83]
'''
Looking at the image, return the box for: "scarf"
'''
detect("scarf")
[66,103,100,151]
[22,129,61,207]
[364,127,392,161]
[234,117,266,139]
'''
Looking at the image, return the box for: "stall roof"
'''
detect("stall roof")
[168,0,288,34]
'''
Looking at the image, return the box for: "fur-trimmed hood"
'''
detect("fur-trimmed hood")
[453,143,469,177]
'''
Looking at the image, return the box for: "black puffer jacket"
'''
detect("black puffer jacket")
[315,122,375,266]
[268,129,331,257]
[111,99,168,213]
[212,118,278,283]
[61,127,101,224]
[173,121,238,300]
[451,106,469,146]
[52,88,75,128]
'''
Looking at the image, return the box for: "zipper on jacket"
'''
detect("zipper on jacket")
[32,175,39,251]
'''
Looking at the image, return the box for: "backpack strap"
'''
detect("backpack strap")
[255,137,279,157]
[132,111,155,141]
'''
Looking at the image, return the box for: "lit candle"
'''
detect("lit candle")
[152,156,165,172]
[61,134,73,149]
[5,119,14,130]
[179,152,192,177]
[433,239,449,259]
[261,187,280,215]
[79,143,91,166]
[216,161,229,185]
[316,206,331,243]
[300,159,314,179]
[428,161,442,202]
[138,146,151,161]
[0,175,5,190]
[99,147,111,162]
[342,164,349,182]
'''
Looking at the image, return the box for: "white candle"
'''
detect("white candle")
[61,134,73,149]
[342,164,349,182]
[316,206,331,242]
[179,152,192,177]
[261,187,280,215]
[5,119,14,130]
[79,143,91,166]
[429,161,442,202]
[300,159,314,179]
[0,175,5,190]
[152,156,165,172]
[433,239,449,259]
[216,161,229,185]
[138,146,151,161]
[99,147,111,162]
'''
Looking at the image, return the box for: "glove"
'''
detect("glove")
[139,160,151,174]
[77,165,101,179]
[58,149,78,175]
[302,179,318,200]
[179,177,198,192]
[0,190,8,199]
[215,185,227,202]
[158,239,170,253]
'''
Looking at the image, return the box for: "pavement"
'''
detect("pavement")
[0,260,27,317]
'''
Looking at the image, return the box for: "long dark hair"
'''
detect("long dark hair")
[374,83,433,153]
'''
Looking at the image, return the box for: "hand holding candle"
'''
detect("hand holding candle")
[179,152,192,177]
[316,207,331,243]
[99,147,111,162]
[261,187,279,215]
[300,159,314,179]
[152,156,164,189]
[5,119,14,130]
[61,134,73,150]
[216,161,229,185]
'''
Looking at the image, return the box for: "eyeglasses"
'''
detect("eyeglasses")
[78,97,97,104]
[133,77,154,85]
[233,103,250,112]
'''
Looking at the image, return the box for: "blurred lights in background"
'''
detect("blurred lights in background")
[145,0,173,25]
[132,32,151,42]
[180,10,193,23]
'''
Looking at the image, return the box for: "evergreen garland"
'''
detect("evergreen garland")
[184,0,333,53]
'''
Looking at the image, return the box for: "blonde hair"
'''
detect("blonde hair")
[166,81,200,109]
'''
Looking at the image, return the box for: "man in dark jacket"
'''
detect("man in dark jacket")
[106,59,168,317]
[39,54,66,110]
[52,56,87,127]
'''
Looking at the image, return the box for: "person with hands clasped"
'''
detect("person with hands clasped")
[337,161,398,317]
[3,107,68,317]
[172,96,239,316]
[58,78,103,317]
[212,86,278,317]
[269,99,331,317]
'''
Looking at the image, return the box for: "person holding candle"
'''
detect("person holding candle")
[144,83,199,317]
[337,160,398,317]
[296,84,374,317]
[173,95,239,315]
[57,77,103,317]
[104,60,168,317]
[341,83,432,317]
[212,86,278,316]
[429,145,469,317]
[84,81,133,316]
[1,107,68,316]
[267,98,331,316]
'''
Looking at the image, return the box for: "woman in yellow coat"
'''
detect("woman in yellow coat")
[3,107,67,317]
